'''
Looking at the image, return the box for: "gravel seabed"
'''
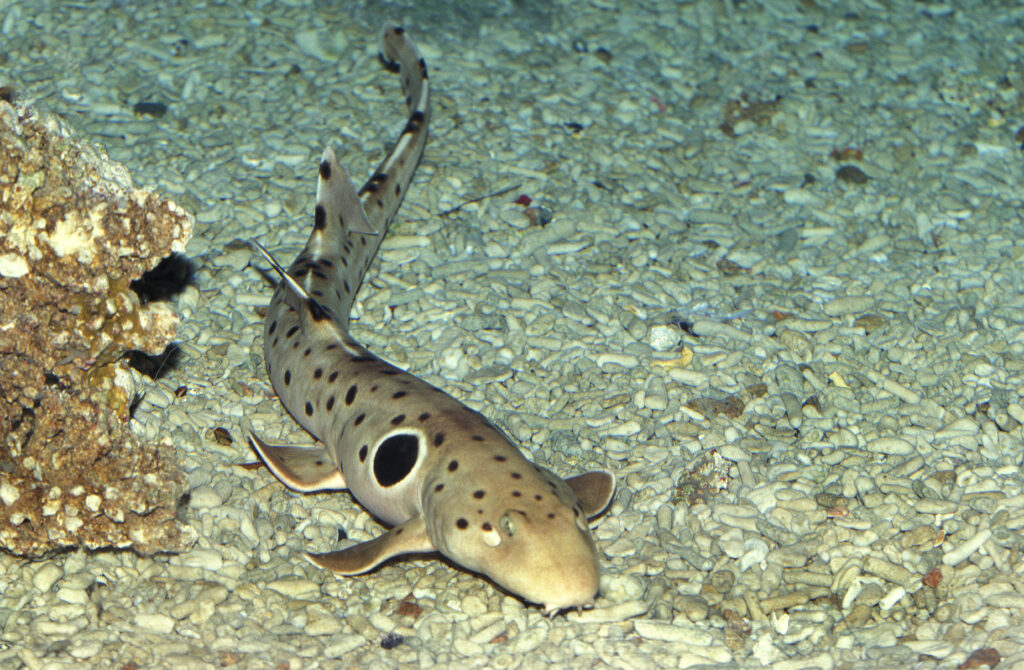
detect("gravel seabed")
[3,0,1023,668]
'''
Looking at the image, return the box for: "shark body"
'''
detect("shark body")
[249,24,615,614]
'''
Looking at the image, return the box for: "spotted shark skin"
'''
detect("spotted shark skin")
[248,24,615,614]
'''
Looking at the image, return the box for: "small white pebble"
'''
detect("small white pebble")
[134,613,175,634]
[32,563,63,592]
[866,436,914,456]
[943,528,992,566]
[84,494,102,512]
[0,480,20,506]
[648,325,681,351]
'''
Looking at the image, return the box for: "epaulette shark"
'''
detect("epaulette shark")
[247,23,616,615]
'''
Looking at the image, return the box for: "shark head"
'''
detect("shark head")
[421,438,614,613]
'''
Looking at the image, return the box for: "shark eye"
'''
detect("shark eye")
[373,433,421,487]
[499,513,516,537]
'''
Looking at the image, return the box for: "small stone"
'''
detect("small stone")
[306,614,344,635]
[324,636,365,658]
[135,613,175,634]
[935,417,979,440]
[866,436,914,455]
[461,594,487,617]
[600,573,644,601]
[648,324,681,351]
[569,600,648,624]
[633,619,714,644]
[854,314,887,332]
[267,578,319,599]
[836,164,869,184]
[69,640,103,659]
[188,486,223,509]
[32,563,63,592]
[594,353,639,369]
[56,586,88,605]
[295,30,331,61]
[0,252,29,278]
[676,595,709,622]
[823,295,873,317]
[943,528,992,566]
[863,557,913,586]
[0,479,20,506]
[173,548,223,571]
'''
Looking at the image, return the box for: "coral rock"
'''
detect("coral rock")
[0,98,196,557]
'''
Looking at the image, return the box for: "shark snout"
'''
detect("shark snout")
[488,510,601,614]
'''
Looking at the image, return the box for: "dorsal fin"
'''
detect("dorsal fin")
[315,147,376,237]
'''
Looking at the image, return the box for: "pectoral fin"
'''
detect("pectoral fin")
[565,470,616,519]
[306,516,435,575]
[249,432,347,492]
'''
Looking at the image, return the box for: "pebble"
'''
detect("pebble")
[188,486,224,509]
[633,619,715,645]
[878,378,922,405]
[569,600,648,624]
[0,479,20,506]
[32,563,62,592]
[56,586,88,605]
[324,636,365,658]
[648,324,681,351]
[935,416,979,439]
[305,613,344,635]
[985,592,1024,609]
[738,539,770,572]
[760,591,812,612]
[915,499,959,514]
[691,319,748,340]
[594,352,639,369]
[879,585,906,610]
[68,640,103,660]
[135,613,176,634]
[675,595,709,622]
[909,642,956,662]
[777,317,832,333]
[171,548,224,571]
[863,557,913,586]
[865,436,915,456]
[823,295,874,316]
[1007,402,1024,425]
[266,578,320,599]
[943,528,992,566]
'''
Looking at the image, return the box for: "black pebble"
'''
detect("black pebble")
[381,633,403,650]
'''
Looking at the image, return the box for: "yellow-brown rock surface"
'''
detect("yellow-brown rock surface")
[0,98,196,557]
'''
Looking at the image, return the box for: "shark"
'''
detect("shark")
[247,23,616,614]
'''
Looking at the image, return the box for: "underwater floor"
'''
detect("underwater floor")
[2,0,1023,667]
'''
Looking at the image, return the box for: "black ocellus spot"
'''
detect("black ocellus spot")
[373,434,420,487]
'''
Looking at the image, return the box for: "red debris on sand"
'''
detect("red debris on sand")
[959,647,1000,669]
[922,567,942,589]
